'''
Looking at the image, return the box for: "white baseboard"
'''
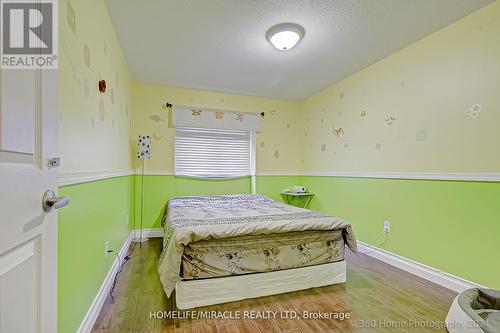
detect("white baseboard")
[357,241,484,293]
[77,231,481,332]
[77,228,164,333]
[132,228,164,239]
[77,232,134,333]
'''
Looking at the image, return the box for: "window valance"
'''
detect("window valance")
[172,106,261,131]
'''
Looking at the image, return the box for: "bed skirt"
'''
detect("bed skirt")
[175,260,346,309]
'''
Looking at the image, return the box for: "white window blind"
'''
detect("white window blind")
[175,127,252,178]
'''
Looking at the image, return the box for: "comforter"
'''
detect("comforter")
[158,194,357,296]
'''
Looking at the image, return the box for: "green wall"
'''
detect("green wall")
[134,175,300,229]
[58,176,134,333]
[300,176,500,289]
[134,175,252,229]
[256,175,301,202]
[57,174,298,333]
[58,173,499,333]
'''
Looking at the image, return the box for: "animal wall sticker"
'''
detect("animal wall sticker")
[98,79,106,93]
[149,115,164,122]
[385,117,396,125]
[465,104,482,118]
[67,1,76,33]
[83,44,90,67]
[149,115,165,140]
[334,127,345,138]
[215,111,224,119]
[153,133,164,141]
[191,109,202,116]
[361,111,367,117]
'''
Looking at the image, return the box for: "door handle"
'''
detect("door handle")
[43,190,70,213]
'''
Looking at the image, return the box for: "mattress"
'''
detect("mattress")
[180,229,345,279]
[158,194,357,296]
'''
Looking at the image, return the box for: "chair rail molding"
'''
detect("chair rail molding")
[59,171,134,186]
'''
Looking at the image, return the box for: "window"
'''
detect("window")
[175,127,254,179]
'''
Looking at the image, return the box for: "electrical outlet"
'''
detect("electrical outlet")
[384,221,391,233]
[105,241,110,257]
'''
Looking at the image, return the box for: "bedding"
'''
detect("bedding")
[181,229,346,279]
[158,194,357,297]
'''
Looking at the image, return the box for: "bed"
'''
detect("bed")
[158,194,357,309]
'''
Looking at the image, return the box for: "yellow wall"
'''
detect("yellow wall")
[130,82,303,174]
[300,1,500,173]
[57,1,135,332]
[59,0,133,173]
[60,1,500,176]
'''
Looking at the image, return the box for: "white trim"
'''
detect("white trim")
[136,170,175,176]
[256,172,302,176]
[250,131,256,194]
[132,228,164,239]
[357,241,484,293]
[77,229,164,333]
[139,171,299,177]
[300,172,500,182]
[77,232,134,333]
[59,171,133,186]
[137,170,252,179]
[130,171,500,182]
[77,230,483,331]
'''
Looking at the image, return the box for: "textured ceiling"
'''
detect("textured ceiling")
[105,0,493,100]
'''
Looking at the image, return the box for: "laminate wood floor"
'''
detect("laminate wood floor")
[92,238,456,333]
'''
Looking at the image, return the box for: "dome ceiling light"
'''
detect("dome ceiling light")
[266,23,305,51]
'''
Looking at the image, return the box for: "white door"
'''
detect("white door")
[0,57,61,333]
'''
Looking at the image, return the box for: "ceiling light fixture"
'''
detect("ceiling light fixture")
[266,23,305,51]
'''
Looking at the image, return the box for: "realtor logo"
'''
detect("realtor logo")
[1,0,58,69]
